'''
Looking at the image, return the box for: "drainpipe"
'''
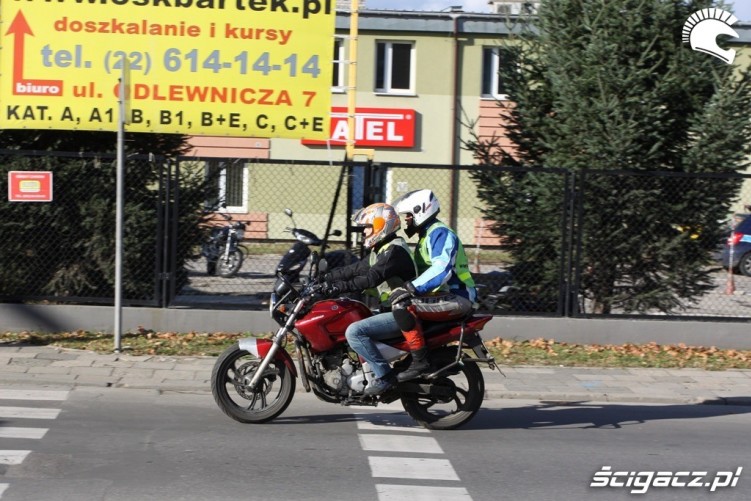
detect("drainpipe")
[448,10,463,229]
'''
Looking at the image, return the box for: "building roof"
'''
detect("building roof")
[335,9,751,43]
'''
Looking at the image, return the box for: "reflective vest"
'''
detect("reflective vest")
[368,236,416,303]
[416,221,476,292]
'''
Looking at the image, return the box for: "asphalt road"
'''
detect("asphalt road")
[1,386,749,500]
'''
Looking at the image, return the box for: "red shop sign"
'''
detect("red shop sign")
[302,107,415,148]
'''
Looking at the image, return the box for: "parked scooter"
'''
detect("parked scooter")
[201,212,247,278]
[274,208,358,286]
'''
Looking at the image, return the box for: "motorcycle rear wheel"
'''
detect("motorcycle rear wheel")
[400,349,484,430]
[211,343,296,423]
[216,249,244,277]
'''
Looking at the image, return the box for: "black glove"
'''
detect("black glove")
[389,286,413,306]
[323,282,341,297]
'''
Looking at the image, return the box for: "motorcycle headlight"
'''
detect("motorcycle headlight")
[268,292,289,325]
[235,229,245,240]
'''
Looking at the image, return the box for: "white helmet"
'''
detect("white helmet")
[393,189,440,228]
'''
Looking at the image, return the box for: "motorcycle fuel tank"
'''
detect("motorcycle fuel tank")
[294,298,372,352]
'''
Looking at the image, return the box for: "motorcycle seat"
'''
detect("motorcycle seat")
[379,318,472,343]
[378,314,490,343]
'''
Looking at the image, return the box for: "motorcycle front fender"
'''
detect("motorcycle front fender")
[238,337,298,377]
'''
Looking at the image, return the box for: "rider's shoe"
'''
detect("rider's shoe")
[363,377,392,396]
[397,347,430,382]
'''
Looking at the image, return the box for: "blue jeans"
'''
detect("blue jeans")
[345,312,401,379]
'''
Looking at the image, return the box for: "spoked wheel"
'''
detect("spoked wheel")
[400,349,484,430]
[217,249,244,277]
[211,343,295,423]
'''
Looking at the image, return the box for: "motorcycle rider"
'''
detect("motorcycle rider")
[323,203,417,396]
[390,189,477,382]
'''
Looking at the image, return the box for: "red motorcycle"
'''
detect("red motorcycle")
[211,259,499,430]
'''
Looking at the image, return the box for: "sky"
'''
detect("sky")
[362,1,751,22]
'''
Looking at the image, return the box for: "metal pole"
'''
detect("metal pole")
[114,56,129,352]
[345,0,359,162]
[727,215,736,295]
[345,0,374,162]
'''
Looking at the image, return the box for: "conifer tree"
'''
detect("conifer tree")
[0,130,207,301]
[467,0,751,313]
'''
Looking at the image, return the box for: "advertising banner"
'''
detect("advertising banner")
[0,0,335,139]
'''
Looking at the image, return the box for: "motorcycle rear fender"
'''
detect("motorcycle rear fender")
[238,337,298,377]
[423,314,493,350]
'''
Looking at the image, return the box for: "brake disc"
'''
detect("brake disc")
[233,360,277,400]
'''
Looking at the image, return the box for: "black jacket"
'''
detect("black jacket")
[326,237,416,294]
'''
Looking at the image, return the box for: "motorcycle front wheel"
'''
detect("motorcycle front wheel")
[216,249,244,277]
[400,349,484,430]
[211,343,296,423]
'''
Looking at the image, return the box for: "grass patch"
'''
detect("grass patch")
[487,338,751,371]
[2,330,750,370]
[0,329,256,357]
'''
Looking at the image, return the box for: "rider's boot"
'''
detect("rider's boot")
[393,306,429,382]
[397,326,430,382]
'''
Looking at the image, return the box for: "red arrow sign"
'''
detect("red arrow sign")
[6,11,63,97]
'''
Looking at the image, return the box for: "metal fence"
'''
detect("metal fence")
[2,149,751,321]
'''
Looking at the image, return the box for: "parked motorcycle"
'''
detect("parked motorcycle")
[474,270,515,312]
[274,208,358,286]
[211,259,499,430]
[201,212,247,278]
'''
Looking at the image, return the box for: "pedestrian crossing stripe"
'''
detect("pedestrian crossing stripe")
[0,427,48,440]
[0,406,61,420]
[0,450,31,465]
[0,390,69,401]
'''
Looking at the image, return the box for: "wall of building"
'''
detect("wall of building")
[181,12,751,239]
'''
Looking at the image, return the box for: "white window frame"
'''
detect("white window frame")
[216,161,249,213]
[481,47,511,101]
[375,40,415,95]
[332,36,346,93]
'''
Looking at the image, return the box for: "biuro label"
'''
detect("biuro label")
[14,81,63,96]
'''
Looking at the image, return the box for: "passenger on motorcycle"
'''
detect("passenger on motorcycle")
[391,189,478,382]
[323,203,417,396]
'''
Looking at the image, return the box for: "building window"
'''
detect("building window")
[208,161,248,212]
[482,46,517,100]
[332,37,345,92]
[375,41,414,94]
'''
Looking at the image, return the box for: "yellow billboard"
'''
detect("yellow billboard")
[0,0,334,139]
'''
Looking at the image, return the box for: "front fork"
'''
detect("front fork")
[222,233,234,261]
[247,298,306,388]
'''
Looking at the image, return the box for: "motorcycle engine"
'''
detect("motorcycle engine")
[321,352,357,395]
[322,369,347,394]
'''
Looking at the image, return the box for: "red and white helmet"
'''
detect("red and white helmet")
[352,203,401,249]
